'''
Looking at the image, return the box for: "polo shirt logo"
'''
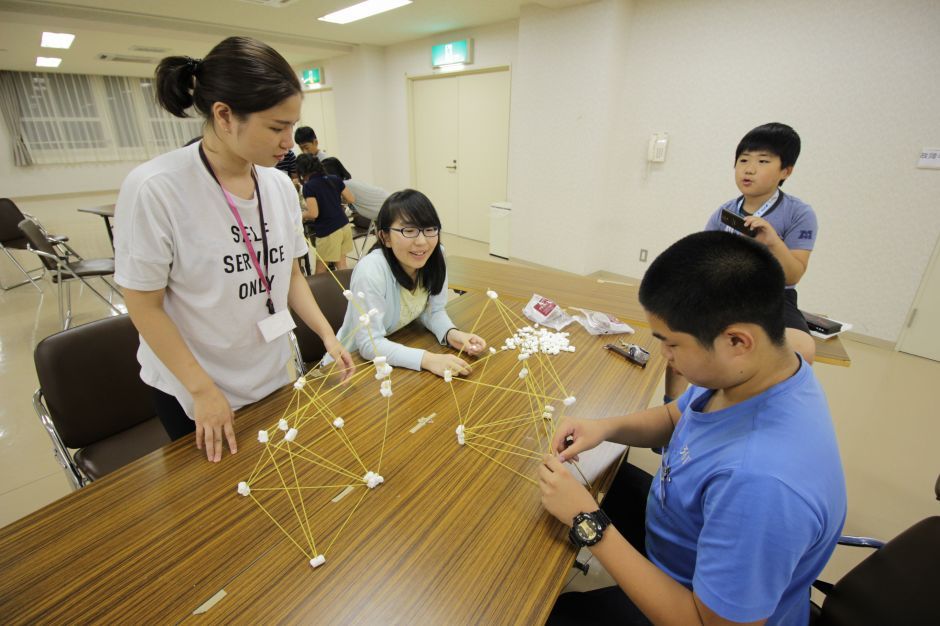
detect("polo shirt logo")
[798,230,813,240]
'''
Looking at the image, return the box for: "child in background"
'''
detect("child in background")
[296,153,355,274]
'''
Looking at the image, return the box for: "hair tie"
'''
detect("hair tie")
[185,56,203,75]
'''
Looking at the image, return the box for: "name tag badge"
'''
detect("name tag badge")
[258,309,296,343]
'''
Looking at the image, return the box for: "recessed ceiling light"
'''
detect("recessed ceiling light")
[36,56,62,68]
[41,32,75,49]
[319,0,411,25]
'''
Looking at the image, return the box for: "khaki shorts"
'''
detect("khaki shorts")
[314,224,353,262]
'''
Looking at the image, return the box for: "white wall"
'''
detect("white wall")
[507,0,940,341]
[317,20,520,192]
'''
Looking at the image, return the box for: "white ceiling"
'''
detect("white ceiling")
[0,0,589,77]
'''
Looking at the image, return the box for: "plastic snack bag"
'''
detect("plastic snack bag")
[572,308,635,335]
[522,294,575,331]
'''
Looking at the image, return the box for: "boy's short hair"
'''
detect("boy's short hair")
[639,231,787,348]
[294,126,317,144]
[735,122,801,175]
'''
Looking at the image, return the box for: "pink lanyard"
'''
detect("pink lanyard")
[199,144,274,314]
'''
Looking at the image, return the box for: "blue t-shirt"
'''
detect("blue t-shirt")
[301,175,347,238]
[645,359,846,625]
[705,191,818,251]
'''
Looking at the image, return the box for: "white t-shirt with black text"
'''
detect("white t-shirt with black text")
[114,142,308,418]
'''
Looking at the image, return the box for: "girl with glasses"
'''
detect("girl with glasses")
[328,189,486,378]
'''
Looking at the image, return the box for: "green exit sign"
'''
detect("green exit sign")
[301,68,323,89]
[431,39,473,68]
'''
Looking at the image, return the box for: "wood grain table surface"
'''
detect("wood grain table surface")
[0,290,666,625]
[445,255,851,367]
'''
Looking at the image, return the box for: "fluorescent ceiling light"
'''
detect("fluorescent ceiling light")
[41,32,75,49]
[36,56,62,68]
[319,0,411,25]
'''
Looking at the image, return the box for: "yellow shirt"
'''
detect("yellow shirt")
[390,285,429,333]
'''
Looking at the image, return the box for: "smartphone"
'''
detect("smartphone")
[720,209,758,237]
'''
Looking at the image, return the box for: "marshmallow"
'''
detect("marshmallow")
[373,356,387,366]
[310,554,326,568]
[333,417,345,429]
[237,481,250,496]
[278,419,289,431]
[563,396,577,406]
[519,368,529,379]
[489,347,497,354]
[380,379,393,397]
[363,471,385,489]
[518,353,529,361]
[368,308,379,317]
[359,314,370,324]
[293,376,306,390]
[284,427,298,442]
[374,363,393,380]
[443,369,453,383]
[542,412,553,420]
[258,430,269,443]
[544,405,555,412]
[357,291,365,299]
[486,289,498,299]
[456,424,466,445]
[342,289,353,300]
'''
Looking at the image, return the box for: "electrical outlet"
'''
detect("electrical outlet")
[639,249,648,262]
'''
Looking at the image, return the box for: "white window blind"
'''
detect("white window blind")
[0,70,203,166]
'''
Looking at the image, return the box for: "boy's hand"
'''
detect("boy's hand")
[538,454,598,525]
[551,417,608,462]
[742,215,782,247]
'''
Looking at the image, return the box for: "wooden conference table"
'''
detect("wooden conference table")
[447,256,851,367]
[0,289,666,623]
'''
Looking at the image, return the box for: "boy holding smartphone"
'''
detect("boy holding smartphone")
[667,123,819,401]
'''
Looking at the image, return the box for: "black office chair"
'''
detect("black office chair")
[0,198,47,291]
[289,269,353,372]
[809,474,940,625]
[33,314,171,489]
[18,218,122,329]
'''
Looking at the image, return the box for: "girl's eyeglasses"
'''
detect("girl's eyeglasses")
[386,226,440,239]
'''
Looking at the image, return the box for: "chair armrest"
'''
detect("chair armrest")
[26,245,66,263]
[838,535,886,549]
[32,389,85,489]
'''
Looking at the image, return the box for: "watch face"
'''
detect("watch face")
[575,518,598,542]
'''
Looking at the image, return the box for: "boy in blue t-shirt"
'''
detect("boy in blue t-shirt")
[540,231,846,626]
[667,123,818,402]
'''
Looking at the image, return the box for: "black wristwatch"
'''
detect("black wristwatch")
[568,509,611,548]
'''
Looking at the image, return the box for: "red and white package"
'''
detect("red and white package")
[522,294,574,331]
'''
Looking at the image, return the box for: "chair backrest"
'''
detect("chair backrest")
[351,211,372,231]
[291,269,353,367]
[0,198,28,245]
[34,315,156,448]
[815,515,940,625]
[17,218,59,270]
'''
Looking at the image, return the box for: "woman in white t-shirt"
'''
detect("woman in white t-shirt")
[330,189,486,378]
[114,37,353,463]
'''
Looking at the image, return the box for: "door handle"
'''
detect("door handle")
[445,160,457,170]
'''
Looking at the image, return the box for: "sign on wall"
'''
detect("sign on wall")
[301,68,323,90]
[431,39,473,68]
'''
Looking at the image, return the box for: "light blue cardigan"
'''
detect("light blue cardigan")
[330,249,455,371]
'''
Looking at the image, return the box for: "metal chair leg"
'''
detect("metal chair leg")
[0,247,43,292]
